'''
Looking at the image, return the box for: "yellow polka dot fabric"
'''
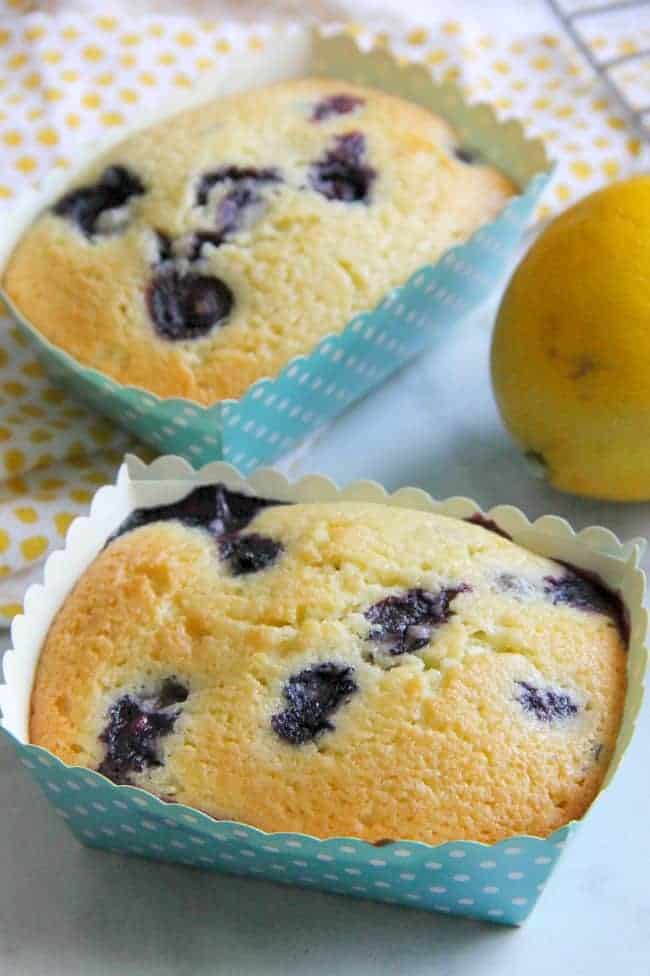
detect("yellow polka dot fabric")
[0,305,144,623]
[0,8,648,624]
[382,18,650,217]
[0,12,644,214]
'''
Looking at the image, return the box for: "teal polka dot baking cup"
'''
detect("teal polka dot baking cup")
[1,458,646,926]
[0,29,552,475]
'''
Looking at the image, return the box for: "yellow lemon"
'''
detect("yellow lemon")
[491,175,650,501]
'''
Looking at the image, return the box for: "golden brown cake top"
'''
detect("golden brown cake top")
[30,485,627,845]
[4,78,515,404]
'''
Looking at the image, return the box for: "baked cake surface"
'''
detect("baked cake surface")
[30,485,627,845]
[4,77,515,404]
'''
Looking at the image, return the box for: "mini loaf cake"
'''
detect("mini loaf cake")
[30,485,627,845]
[3,78,515,404]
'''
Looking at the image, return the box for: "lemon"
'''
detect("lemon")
[491,175,650,501]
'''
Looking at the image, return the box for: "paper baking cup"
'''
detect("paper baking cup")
[0,27,551,475]
[1,456,646,926]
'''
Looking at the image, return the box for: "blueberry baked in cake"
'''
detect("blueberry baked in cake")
[3,78,515,404]
[30,485,627,844]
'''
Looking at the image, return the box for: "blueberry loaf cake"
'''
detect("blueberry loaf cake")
[30,484,627,844]
[4,78,515,404]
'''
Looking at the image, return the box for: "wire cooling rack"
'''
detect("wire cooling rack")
[546,0,650,142]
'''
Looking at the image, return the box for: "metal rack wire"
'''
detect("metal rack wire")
[546,0,650,142]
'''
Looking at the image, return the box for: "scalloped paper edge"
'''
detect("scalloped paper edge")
[1,455,646,847]
[0,25,552,449]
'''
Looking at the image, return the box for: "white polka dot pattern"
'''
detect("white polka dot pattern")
[8,735,573,926]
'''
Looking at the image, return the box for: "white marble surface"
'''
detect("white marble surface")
[2,1,650,972]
